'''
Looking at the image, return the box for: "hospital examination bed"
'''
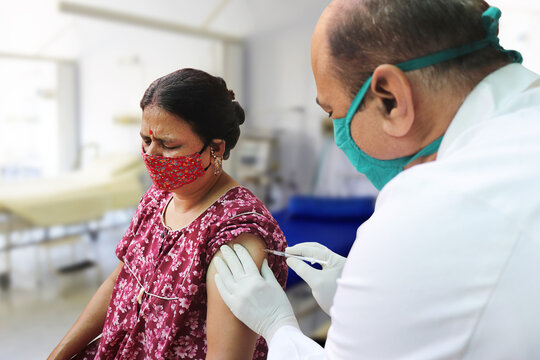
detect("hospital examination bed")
[0,154,148,289]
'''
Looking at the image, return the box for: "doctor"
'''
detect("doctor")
[214,0,540,358]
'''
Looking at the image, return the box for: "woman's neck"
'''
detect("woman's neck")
[170,172,237,214]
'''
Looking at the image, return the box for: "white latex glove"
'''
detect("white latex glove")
[285,242,346,315]
[214,244,299,342]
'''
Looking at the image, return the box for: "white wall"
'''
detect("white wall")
[243,1,330,195]
[243,1,376,197]
[490,1,540,73]
[0,58,60,178]
[57,61,79,171]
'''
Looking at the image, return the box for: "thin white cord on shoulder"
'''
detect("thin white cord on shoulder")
[123,258,196,304]
[229,211,266,220]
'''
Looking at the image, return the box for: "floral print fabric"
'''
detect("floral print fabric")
[75,186,288,359]
[142,149,206,191]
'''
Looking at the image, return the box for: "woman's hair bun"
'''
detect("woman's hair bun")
[233,101,245,125]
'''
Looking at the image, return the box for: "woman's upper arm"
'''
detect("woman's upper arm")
[205,233,267,360]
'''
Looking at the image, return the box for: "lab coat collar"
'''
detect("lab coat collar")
[438,64,540,158]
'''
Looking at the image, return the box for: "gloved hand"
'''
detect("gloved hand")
[285,242,346,315]
[214,244,299,342]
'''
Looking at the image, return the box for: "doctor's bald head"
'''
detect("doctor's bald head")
[314,0,513,98]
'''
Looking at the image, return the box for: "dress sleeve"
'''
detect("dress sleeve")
[205,211,277,264]
[205,206,288,290]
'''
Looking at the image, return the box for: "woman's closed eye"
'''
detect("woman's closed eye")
[140,134,152,145]
[141,136,180,150]
[162,144,181,150]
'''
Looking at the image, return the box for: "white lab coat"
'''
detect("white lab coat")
[269,64,540,359]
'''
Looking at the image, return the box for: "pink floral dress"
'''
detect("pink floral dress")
[75,186,288,359]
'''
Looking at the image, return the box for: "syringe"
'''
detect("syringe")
[264,249,328,266]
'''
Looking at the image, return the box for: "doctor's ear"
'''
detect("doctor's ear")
[371,65,415,137]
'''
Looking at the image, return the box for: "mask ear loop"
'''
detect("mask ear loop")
[198,142,213,171]
[198,140,223,175]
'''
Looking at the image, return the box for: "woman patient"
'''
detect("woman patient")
[48,68,287,360]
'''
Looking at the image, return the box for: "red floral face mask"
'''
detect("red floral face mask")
[142,144,210,191]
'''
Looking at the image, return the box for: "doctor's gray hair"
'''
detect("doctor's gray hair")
[327,0,513,97]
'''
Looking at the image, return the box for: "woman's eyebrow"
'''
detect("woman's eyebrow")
[139,132,177,143]
[159,135,179,143]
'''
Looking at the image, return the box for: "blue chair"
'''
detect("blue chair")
[272,196,375,287]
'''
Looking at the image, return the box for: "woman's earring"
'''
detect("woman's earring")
[210,147,222,176]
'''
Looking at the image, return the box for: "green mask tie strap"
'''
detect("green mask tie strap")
[344,7,523,121]
[396,7,522,73]
[481,7,523,63]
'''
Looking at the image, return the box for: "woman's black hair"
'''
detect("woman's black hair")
[140,68,245,160]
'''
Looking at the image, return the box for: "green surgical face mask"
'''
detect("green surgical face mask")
[333,6,522,190]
